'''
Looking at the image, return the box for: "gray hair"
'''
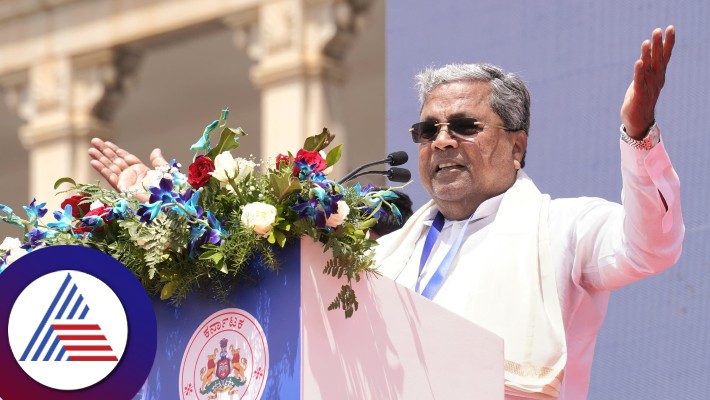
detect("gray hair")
[415,63,531,135]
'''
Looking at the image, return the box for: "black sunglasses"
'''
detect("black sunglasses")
[409,117,512,143]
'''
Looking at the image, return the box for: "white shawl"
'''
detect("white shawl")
[376,172,567,398]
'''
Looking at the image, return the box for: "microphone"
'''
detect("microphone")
[341,167,411,184]
[338,151,409,184]
[386,151,409,166]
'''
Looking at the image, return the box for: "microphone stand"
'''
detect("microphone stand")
[340,167,411,184]
[337,152,408,184]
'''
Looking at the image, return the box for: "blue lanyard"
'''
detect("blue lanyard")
[416,211,478,299]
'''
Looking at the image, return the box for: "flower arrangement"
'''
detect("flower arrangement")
[0,109,403,318]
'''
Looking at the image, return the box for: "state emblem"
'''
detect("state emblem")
[180,309,268,400]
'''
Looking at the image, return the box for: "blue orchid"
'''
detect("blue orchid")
[292,183,344,229]
[137,178,177,223]
[352,183,374,196]
[190,119,219,152]
[108,199,131,220]
[0,204,25,227]
[79,215,105,232]
[47,205,73,232]
[169,159,189,187]
[294,159,329,183]
[137,201,163,223]
[358,188,402,222]
[204,212,225,244]
[187,223,207,259]
[173,189,201,218]
[23,199,47,226]
[22,228,57,250]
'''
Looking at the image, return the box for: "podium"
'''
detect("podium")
[141,238,504,399]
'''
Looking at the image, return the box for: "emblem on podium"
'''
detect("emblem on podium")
[180,309,268,400]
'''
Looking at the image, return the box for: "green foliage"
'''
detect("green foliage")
[0,118,404,319]
[327,285,359,319]
[325,144,343,167]
[303,128,335,152]
[207,126,246,160]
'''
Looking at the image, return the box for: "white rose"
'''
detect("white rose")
[241,202,277,237]
[212,152,255,193]
[0,237,22,251]
[211,151,238,183]
[5,247,28,266]
[325,201,350,228]
[234,158,255,182]
[89,200,104,210]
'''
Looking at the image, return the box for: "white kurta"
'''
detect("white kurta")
[376,137,684,399]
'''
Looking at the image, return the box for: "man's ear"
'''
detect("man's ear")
[512,130,528,165]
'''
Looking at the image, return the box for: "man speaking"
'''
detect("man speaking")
[375,26,682,399]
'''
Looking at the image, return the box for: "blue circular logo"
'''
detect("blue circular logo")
[0,245,156,399]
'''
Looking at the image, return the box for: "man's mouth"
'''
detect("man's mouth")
[436,162,464,172]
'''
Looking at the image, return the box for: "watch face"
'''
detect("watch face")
[620,123,659,150]
[646,125,660,149]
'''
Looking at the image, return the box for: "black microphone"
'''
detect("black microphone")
[338,151,409,184]
[341,167,411,184]
[386,151,409,166]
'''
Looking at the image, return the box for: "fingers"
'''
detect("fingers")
[150,148,169,169]
[651,28,663,74]
[640,39,652,72]
[633,59,646,93]
[663,25,675,65]
[90,159,120,190]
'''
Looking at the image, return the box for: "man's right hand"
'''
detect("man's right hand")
[88,138,168,201]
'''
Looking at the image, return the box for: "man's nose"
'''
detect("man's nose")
[431,124,458,149]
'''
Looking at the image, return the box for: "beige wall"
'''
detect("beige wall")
[0,0,384,240]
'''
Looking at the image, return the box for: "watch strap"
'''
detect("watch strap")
[620,121,660,150]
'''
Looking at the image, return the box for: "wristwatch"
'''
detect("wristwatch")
[620,121,660,151]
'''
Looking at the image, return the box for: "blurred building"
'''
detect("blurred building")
[0,0,384,238]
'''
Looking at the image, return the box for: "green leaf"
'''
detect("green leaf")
[206,126,246,160]
[54,177,76,190]
[357,218,378,230]
[160,281,178,300]
[199,249,224,265]
[218,259,228,274]
[273,229,287,247]
[270,173,302,203]
[267,232,276,244]
[325,144,343,167]
[303,128,335,152]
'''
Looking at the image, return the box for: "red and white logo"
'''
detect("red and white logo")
[7,270,128,390]
[180,309,268,400]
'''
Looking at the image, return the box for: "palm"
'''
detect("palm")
[620,26,675,138]
[88,138,168,202]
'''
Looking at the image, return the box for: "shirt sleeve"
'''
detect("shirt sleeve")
[574,130,684,291]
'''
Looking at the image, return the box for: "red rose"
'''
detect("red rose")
[294,149,327,177]
[74,204,111,233]
[276,153,293,170]
[86,205,111,220]
[187,156,215,189]
[60,195,91,218]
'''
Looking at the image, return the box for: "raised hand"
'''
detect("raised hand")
[621,25,675,139]
[88,138,168,200]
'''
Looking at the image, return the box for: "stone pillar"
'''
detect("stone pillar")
[225,0,371,176]
[0,48,140,209]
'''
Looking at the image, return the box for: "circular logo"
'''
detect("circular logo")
[8,270,128,390]
[0,246,157,400]
[180,309,268,400]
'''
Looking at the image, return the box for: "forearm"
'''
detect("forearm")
[594,129,684,289]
